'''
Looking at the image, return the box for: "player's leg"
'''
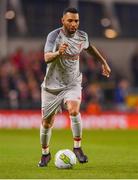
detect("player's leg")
[38,114,55,167]
[66,100,82,146]
[41,115,55,154]
[38,88,59,167]
[66,99,88,163]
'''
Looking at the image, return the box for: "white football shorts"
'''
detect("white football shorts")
[41,85,82,120]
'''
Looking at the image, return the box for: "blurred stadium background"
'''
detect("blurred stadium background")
[1,0,138,179]
[0,0,138,128]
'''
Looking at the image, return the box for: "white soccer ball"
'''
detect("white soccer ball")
[55,149,77,169]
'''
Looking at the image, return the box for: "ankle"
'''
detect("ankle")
[74,137,81,148]
[42,146,49,155]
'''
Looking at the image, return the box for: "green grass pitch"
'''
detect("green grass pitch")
[0,129,138,179]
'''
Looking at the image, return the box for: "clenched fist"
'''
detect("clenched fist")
[58,43,68,55]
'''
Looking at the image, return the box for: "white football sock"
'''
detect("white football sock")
[70,113,82,148]
[40,124,52,155]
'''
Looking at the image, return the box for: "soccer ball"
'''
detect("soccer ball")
[55,149,76,169]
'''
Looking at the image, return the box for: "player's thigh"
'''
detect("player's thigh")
[64,85,82,115]
[41,88,56,107]
[64,85,82,103]
[66,100,81,115]
[41,88,58,120]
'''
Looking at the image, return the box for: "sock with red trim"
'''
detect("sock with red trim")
[70,113,82,148]
[40,124,51,155]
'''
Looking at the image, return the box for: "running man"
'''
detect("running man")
[38,7,111,167]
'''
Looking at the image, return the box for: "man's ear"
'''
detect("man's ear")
[61,17,64,24]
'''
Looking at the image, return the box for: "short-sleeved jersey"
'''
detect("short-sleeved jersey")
[42,27,89,92]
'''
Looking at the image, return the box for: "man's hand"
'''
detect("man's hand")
[58,43,68,55]
[44,43,68,63]
[101,63,111,78]
[86,45,111,77]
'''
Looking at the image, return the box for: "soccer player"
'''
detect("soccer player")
[38,7,111,167]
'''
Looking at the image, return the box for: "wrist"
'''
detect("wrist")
[56,50,60,56]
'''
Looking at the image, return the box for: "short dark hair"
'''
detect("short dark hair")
[63,7,79,15]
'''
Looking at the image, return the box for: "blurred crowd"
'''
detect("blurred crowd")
[0,47,138,113]
[0,48,44,109]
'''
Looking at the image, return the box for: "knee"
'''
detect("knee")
[42,114,55,128]
[42,119,53,128]
[67,101,80,116]
[68,108,79,116]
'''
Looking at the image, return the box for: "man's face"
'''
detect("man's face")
[62,12,79,34]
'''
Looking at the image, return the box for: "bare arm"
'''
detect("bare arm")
[44,43,68,63]
[44,51,60,64]
[86,44,107,65]
[86,44,111,77]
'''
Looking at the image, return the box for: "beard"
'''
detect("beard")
[67,28,77,34]
[69,30,76,34]
[63,25,78,36]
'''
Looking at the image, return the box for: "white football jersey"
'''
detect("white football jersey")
[42,27,89,92]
